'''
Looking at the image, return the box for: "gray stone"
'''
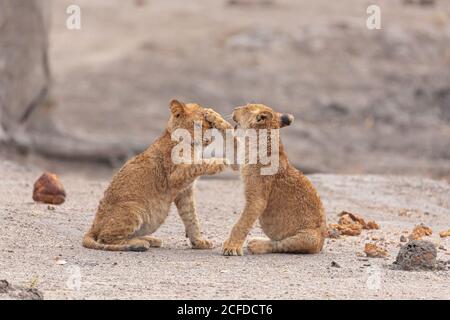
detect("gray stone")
[394,240,437,271]
[0,280,44,300]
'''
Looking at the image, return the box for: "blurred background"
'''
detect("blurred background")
[0,0,449,180]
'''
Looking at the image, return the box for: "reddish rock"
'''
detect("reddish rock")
[439,229,450,238]
[32,172,66,205]
[364,243,388,258]
[366,221,380,230]
[409,224,432,240]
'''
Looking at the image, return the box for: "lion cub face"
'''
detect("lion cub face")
[168,99,214,145]
[232,103,294,130]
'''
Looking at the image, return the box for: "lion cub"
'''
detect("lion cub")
[222,103,327,256]
[83,100,228,251]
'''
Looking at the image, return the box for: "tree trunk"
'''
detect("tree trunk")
[0,0,51,139]
[0,0,141,165]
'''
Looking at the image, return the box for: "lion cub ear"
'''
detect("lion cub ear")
[280,113,294,128]
[170,99,185,118]
[256,111,273,122]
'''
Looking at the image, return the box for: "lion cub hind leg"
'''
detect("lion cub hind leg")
[247,237,274,254]
[174,186,214,250]
[83,234,151,252]
[271,229,324,254]
[121,238,151,252]
[93,207,151,252]
[94,235,151,252]
[139,235,162,248]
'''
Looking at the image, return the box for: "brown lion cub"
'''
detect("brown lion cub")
[222,103,327,256]
[83,100,229,251]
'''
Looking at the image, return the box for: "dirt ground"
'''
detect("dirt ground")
[0,160,449,300]
[44,0,450,179]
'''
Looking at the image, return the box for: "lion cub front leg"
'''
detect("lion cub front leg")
[223,201,266,256]
[169,160,226,189]
[174,186,213,249]
[223,178,271,256]
[223,198,268,256]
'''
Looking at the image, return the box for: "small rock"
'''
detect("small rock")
[394,240,437,271]
[0,280,43,300]
[339,224,362,236]
[338,211,366,226]
[366,221,380,230]
[409,224,432,240]
[358,258,369,262]
[329,222,362,236]
[331,261,341,268]
[331,211,380,236]
[0,280,9,294]
[327,228,340,239]
[439,229,450,238]
[364,243,388,258]
[400,235,407,242]
[32,172,66,205]
[54,257,67,265]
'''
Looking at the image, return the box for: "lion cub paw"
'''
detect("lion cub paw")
[204,108,224,126]
[141,236,163,248]
[222,239,244,256]
[204,159,227,175]
[247,238,273,255]
[191,238,214,250]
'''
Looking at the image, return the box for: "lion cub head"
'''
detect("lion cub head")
[167,99,216,146]
[232,103,294,130]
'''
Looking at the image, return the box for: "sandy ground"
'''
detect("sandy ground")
[0,160,449,300]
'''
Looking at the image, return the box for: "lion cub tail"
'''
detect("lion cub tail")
[82,232,130,251]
